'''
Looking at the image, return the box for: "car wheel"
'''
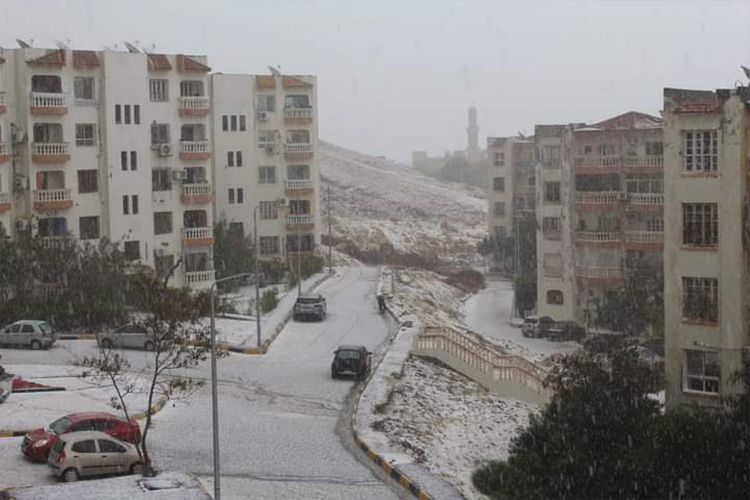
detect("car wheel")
[144,341,154,351]
[63,468,79,482]
[30,340,41,350]
[130,462,144,475]
[101,338,113,349]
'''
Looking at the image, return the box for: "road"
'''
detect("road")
[0,267,403,500]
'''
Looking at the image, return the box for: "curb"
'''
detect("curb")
[56,333,97,340]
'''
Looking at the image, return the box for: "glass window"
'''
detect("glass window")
[493,177,505,192]
[237,188,244,204]
[134,105,140,124]
[124,241,140,261]
[115,104,121,124]
[287,165,310,180]
[153,212,172,235]
[684,350,719,394]
[132,195,139,215]
[239,115,246,131]
[130,151,137,171]
[228,188,235,204]
[151,124,170,145]
[682,130,718,172]
[222,115,228,132]
[149,79,169,102]
[258,94,276,112]
[493,202,505,217]
[124,104,131,124]
[71,440,97,453]
[98,439,126,453]
[77,170,98,194]
[231,115,237,131]
[74,77,95,101]
[259,201,278,219]
[121,151,128,171]
[682,277,718,322]
[545,182,561,203]
[152,168,171,192]
[75,124,96,147]
[236,151,243,167]
[259,166,276,184]
[21,324,34,333]
[260,236,280,255]
[227,151,234,167]
[547,290,564,305]
[79,216,100,240]
[683,203,718,246]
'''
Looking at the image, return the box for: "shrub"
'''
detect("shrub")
[260,287,279,313]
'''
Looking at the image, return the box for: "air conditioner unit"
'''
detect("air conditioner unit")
[172,170,187,182]
[277,198,288,207]
[259,111,268,121]
[158,143,173,157]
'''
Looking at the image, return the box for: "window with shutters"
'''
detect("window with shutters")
[149,79,169,102]
[74,77,95,101]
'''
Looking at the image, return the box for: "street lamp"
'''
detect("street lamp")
[209,271,254,500]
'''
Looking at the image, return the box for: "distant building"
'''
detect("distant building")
[662,87,750,409]
[535,112,664,326]
[412,106,486,171]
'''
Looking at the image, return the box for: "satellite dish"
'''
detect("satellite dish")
[268,65,281,76]
[124,41,141,54]
[16,39,31,49]
[55,40,69,50]
[741,65,750,80]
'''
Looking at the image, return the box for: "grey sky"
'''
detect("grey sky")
[2,0,748,163]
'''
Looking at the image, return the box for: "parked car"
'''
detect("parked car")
[548,320,586,342]
[22,412,141,461]
[0,320,56,350]
[47,431,143,482]
[331,345,372,380]
[293,294,327,321]
[98,323,154,351]
[521,315,555,338]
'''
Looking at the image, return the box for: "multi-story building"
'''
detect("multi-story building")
[535,112,664,326]
[663,87,750,409]
[211,73,320,263]
[0,46,215,289]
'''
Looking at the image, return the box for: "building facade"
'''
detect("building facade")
[663,87,750,409]
[535,112,664,326]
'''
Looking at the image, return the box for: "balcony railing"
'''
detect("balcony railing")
[178,96,210,115]
[31,92,67,109]
[284,180,313,191]
[623,155,664,169]
[624,231,664,245]
[182,226,214,246]
[33,142,70,158]
[180,140,210,155]
[283,107,314,119]
[34,188,72,206]
[575,266,623,280]
[576,232,621,244]
[574,155,621,169]
[39,236,71,249]
[286,215,315,225]
[574,191,621,204]
[0,191,10,212]
[284,143,314,154]
[185,269,215,285]
[628,193,664,205]
[182,183,213,203]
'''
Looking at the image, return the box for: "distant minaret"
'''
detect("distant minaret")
[467,105,479,161]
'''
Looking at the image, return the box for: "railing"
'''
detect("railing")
[574,191,621,204]
[576,231,621,244]
[414,325,552,404]
[284,107,314,119]
[284,143,314,153]
[286,215,315,225]
[178,96,210,111]
[543,266,563,278]
[185,269,215,285]
[182,183,212,198]
[32,142,70,156]
[285,180,313,190]
[624,231,664,245]
[182,227,213,241]
[575,266,623,280]
[34,188,72,204]
[623,155,664,169]
[629,193,664,205]
[574,155,621,168]
[39,236,70,249]
[31,92,67,108]
[180,140,210,154]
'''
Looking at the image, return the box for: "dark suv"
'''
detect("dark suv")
[293,294,327,321]
[331,345,372,380]
[548,321,586,342]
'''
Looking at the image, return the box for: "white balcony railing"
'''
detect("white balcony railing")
[574,191,621,204]
[286,215,315,225]
[33,142,70,156]
[574,155,621,169]
[180,141,210,155]
[39,236,70,249]
[624,231,664,245]
[182,183,212,198]
[283,107,314,119]
[575,266,623,280]
[629,193,664,205]
[182,227,214,241]
[284,143,314,154]
[178,96,210,111]
[185,269,215,285]
[285,180,313,190]
[576,232,621,244]
[31,92,67,108]
[34,188,72,204]
[623,155,664,169]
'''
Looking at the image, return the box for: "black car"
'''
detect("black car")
[548,321,586,342]
[331,345,372,380]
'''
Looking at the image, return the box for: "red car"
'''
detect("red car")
[22,412,141,461]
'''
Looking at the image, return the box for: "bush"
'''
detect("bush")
[260,288,279,313]
[260,259,287,284]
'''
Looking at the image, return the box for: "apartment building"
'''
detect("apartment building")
[0,46,215,289]
[663,87,750,409]
[535,112,664,326]
[211,73,319,262]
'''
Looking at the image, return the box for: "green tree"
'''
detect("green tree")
[213,219,254,288]
[514,214,537,315]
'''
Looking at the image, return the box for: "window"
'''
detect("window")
[237,188,244,204]
[493,151,505,167]
[155,254,175,278]
[79,216,100,240]
[228,188,235,204]
[239,115,246,131]
[131,195,138,215]
[543,217,562,240]
[544,182,561,203]
[124,241,140,261]
[646,141,664,156]
[285,94,311,108]
[541,145,561,168]
[493,202,505,218]
[493,177,505,192]
[683,203,718,246]
[543,253,563,278]
[260,236,280,255]
[287,130,310,143]
[684,350,719,394]
[287,233,315,252]
[683,277,718,323]
[124,104,131,124]
[547,290,564,305]
[259,166,276,184]
[227,151,234,167]
[154,212,173,235]
[77,170,98,193]
[149,79,169,102]
[32,75,62,93]
[152,168,171,192]
[71,440,96,454]
[598,144,615,156]
[258,130,276,146]
[151,124,170,145]
[288,164,310,180]
[290,199,310,214]
[74,77,95,101]
[134,105,140,124]
[231,115,237,131]
[179,80,204,97]
[647,217,664,233]
[259,201,278,219]
[98,440,126,453]
[682,130,717,172]
[122,195,129,215]
[258,94,276,112]
[626,175,662,194]
[115,104,121,124]
[236,151,243,167]
[75,124,96,147]
[130,151,137,171]
[121,151,128,171]
[222,115,228,132]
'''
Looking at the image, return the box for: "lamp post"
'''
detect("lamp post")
[253,206,261,348]
[209,272,254,500]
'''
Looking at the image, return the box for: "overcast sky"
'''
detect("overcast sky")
[2,0,748,163]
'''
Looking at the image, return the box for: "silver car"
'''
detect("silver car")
[0,320,56,349]
[97,323,154,351]
[47,430,143,482]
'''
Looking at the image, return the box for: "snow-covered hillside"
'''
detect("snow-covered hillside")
[318,141,487,261]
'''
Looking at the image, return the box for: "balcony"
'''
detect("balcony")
[624,231,664,250]
[284,143,314,161]
[34,188,73,211]
[180,141,211,161]
[0,192,10,213]
[181,183,213,204]
[182,227,214,247]
[575,266,623,284]
[573,155,621,174]
[574,191,621,211]
[0,143,8,163]
[575,231,621,247]
[0,92,6,113]
[286,215,315,231]
[31,92,68,115]
[628,192,664,211]
[185,269,215,289]
[39,236,71,249]
[623,155,664,173]
[284,180,314,196]
[283,107,314,124]
[178,96,210,117]
[32,142,70,163]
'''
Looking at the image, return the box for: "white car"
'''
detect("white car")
[47,430,143,482]
[97,323,154,350]
[0,320,56,349]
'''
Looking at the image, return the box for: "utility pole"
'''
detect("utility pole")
[253,206,261,348]
[327,183,332,273]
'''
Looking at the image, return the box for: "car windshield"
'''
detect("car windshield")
[48,417,72,435]
[39,323,53,334]
[337,350,361,360]
[297,298,321,304]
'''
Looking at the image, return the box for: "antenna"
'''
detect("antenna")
[16,39,31,49]
[268,65,281,76]
[124,41,141,54]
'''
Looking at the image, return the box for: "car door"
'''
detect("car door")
[97,438,127,474]
[20,323,36,347]
[112,324,132,348]
[70,439,99,477]
[132,324,150,349]
[0,324,18,346]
